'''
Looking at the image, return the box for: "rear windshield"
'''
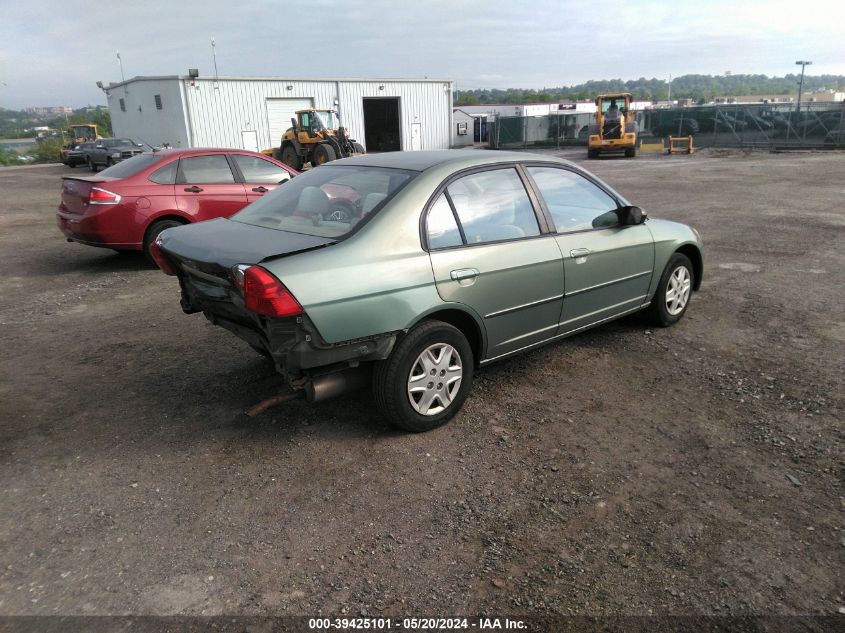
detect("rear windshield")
[232,165,416,239]
[98,153,163,178]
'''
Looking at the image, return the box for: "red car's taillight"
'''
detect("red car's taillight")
[88,187,121,205]
[148,237,176,276]
[242,266,302,317]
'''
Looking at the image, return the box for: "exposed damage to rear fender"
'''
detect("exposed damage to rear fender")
[178,271,399,399]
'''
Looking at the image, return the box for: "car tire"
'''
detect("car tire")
[281,145,302,171]
[105,157,114,167]
[352,141,365,154]
[646,253,694,327]
[87,157,97,172]
[143,219,185,264]
[313,144,336,166]
[373,319,474,433]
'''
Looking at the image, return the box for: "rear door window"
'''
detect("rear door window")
[178,155,236,184]
[232,154,291,184]
[446,168,540,244]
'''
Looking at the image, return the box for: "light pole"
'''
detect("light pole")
[795,60,811,112]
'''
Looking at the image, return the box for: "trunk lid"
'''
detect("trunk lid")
[158,218,335,272]
[60,176,119,214]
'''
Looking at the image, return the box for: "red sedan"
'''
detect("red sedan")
[57,148,305,259]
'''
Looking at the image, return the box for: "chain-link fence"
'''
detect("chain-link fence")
[488,112,594,149]
[642,102,845,149]
[488,102,845,150]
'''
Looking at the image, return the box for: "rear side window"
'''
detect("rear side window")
[232,154,291,185]
[426,194,463,249]
[149,161,177,184]
[527,167,618,233]
[98,153,162,178]
[179,155,236,184]
[446,168,540,244]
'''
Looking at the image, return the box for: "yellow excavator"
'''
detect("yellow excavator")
[277,109,364,170]
[587,93,638,158]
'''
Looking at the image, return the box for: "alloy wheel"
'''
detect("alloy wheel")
[665,265,691,316]
[407,343,463,416]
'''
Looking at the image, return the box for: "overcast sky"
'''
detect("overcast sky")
[2,0,842,109]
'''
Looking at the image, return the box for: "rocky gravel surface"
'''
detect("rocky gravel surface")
[0,151,842,626]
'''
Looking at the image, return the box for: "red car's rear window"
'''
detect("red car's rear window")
[98,153,164,179]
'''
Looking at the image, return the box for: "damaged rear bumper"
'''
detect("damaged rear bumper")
[178,273,397,384]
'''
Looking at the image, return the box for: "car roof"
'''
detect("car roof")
[335,149,574,172]
[148,147,266,157]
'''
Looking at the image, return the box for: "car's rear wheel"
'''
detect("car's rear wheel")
[144,219,185,264]
[646,253,693,326]
[373,320,473,432]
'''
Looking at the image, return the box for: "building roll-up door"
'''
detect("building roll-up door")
[266,98,314,148]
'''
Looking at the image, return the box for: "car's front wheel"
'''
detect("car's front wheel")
[646,253,694,326]
[373,320,474,432]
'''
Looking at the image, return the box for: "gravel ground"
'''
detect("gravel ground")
[0,151,843,625]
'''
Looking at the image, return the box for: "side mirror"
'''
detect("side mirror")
[618,205,647,225]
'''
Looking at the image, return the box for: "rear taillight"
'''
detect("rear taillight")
[241,266,302,318]
[88,187,121,205]
[149,236,176,276]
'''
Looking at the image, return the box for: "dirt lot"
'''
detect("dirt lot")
[0,150,843,625]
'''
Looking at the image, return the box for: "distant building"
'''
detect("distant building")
[106,75,454,152]
[452,109,475,147]
[24,106,74,116]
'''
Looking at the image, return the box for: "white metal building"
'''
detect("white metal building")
[106,75,454,153]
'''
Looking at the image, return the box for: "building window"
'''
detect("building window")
[119,98,126,112]
[154,94,163,110]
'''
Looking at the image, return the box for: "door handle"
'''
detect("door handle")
[251,186,269,193]
[570,248,591,258]
[450,268,480,281]
[183,186,203,193]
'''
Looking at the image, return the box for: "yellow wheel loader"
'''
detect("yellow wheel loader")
[587,93,638,158]
[60,124,101,163]
[278,109,364,170]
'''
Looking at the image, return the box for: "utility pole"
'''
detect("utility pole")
[116,50,127,95]
[795,60,811,112]
[667,75,672,103]
[211,37,220,89]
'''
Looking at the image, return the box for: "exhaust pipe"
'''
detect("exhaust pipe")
[305,367,370,403]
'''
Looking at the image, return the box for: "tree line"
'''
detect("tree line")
[0,106,113,140]
[455,73,845,105]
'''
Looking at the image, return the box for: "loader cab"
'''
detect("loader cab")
[296,110,337,139]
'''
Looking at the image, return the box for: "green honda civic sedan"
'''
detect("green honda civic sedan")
[152,150,703,432]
